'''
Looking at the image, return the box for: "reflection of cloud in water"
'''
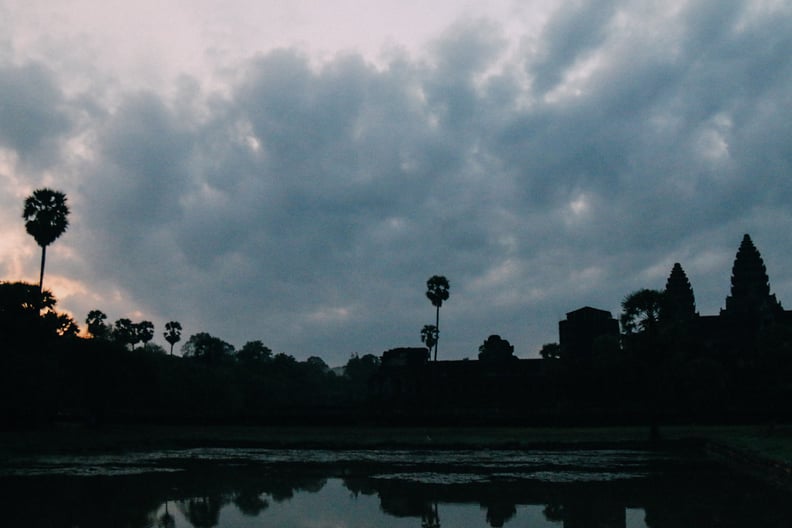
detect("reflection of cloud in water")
[0,448,667,478]
[372,472,490,485]
[0,448,670,482]
[520,471,647,483]
[371,469,646,485]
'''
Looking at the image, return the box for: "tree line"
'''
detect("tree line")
[3,189,390,426]
[1,278,385,426]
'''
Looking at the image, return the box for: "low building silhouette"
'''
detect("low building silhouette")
[373,346,546,423]
[559,306,620,362]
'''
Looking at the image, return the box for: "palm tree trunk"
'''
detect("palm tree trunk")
[434,305,440,361]
[38,245,47,294]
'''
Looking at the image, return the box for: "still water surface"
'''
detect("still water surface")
[2,447,791,527]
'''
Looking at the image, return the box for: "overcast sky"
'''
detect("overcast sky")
[2,0,791,364]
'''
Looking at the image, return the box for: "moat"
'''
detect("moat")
[2,447,791,527]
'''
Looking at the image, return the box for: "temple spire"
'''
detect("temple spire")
[722,234,782,320]
[662,262,697,322]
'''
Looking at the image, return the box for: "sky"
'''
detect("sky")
[2,0,791,365]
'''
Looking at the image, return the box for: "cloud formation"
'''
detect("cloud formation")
[2,0,792,364]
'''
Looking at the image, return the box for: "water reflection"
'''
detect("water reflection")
[3,449,792,527]
[157,501,175,528]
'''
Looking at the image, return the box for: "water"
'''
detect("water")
[1,448,791,527]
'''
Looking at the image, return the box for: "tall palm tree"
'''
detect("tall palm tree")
[425,275,450,361]
[22,188,70,293]
[164,321,182,356]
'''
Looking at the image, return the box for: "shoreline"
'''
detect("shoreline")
[0,424,684,453]
[1,423,787,451]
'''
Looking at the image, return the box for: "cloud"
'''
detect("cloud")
[0,62,72,166]
[527,0,619,94]
[2,2,792,365]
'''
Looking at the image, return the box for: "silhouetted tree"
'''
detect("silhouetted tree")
[113,318,136,348]
[425,275,450,361]
[183,332,234,364]
[483,499,517,527]
[620,289,664,335]
[164,321,182,355]
[143,342,167,355]
[306,356,329,372]
[0,281,63,423]
[0,281,76,340]
[178,496,226,528]
[86,310,110,339]
[0,281,58,344]
[621,288,666,439]
[420,324,438,352]
[272,352,297,368]
[478,334,516,362]
[135,320,155,349]
[43,310,79,337]
[232,491,269,516]
[539,342,562,360]
[345,353,380,398]
[236,340,273,364]
[0,281,55,314]
[543,504,565,522]
[22,188,70,294]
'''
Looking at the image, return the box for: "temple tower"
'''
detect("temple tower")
[662,262,697,323]
[721,234,782,326]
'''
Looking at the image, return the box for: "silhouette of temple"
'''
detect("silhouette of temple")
[558,307,620,361]
[663,262,697,323]
[722,234,784,321]
[673,234,791,359]
[372,233,792,423]
[373,345,546,421]
[559,234,790,361]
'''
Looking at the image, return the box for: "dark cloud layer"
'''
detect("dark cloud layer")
[3,1,792,364]
[0,62,71,166]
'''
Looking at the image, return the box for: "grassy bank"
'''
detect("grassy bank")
[0,424,654,454]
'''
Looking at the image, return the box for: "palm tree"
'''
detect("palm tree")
[113,318,136,349]
[420,324,438,353]
[164,321,182,356]
[425,275,450,361]
[620,288,664,335]
[22,188,70,293]
[135,320,155,350]
[86,309,110,339]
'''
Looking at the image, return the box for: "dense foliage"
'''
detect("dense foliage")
[0,282,378,428]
